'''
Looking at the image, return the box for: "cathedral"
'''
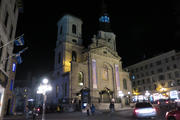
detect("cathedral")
[52,4,132,109]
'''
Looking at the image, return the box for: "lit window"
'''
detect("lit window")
[78,72,84,86]
[72,51,77,62]
[132,75,135,80]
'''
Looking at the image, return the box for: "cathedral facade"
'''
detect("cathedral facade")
[52,11,132,109]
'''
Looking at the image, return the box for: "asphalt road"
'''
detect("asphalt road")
[3,107,171,120]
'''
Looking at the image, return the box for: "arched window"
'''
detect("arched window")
[56,85,59,98]
[78,72,84,86]
[123,79,127,90]
[60,26,63,34]
[72,24,76,34]
[65,83,67,96]
[102,65,108,80]
[58,52,61,64]
[72,51,77,62]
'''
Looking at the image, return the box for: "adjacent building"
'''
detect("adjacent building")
[0,0,19,117]
[126,50,180,101]
[52,4,132,110]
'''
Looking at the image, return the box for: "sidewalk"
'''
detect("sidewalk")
[96,106,132,113]
[3,115,25,120]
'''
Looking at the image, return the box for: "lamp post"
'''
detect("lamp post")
[37,78,52,120]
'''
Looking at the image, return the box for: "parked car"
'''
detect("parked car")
[157,99,169,106]
[166,108,180,120]
[133,102,157,119]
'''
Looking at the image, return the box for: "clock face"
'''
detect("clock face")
[99,16,110,23]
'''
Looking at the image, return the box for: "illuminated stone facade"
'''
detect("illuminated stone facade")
[53,14,132,109]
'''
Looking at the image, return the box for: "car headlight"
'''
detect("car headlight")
[166,112,169,116]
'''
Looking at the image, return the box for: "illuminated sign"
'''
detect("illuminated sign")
[12,63,16,72]
[170,90,178,99]
[92,59,97,89]
[10,80,13,91]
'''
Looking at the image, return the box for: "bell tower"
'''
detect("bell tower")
[57,15,83,45]
[55,14,83,73]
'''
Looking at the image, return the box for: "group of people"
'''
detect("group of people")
[84,102,115,116]
[85,104,95,116]
[24,105,39,120]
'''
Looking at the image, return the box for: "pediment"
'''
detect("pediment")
[89,46,121,60]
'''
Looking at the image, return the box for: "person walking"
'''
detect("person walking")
[86,104,90,116]
[109,102,114,112]
[32,107,36,120]
[25,105,29,120]
[90,104,95,115]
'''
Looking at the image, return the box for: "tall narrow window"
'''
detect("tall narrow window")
[123,79,127,90]
[4,12,9,27]
[58,52,61,64]
[56,85,59,98]
[78,72,84,86]
[72,51,77,62]
[65,83,67,96]
[102,65,108,80]
[60,26,63,34]
[72,24,76,34]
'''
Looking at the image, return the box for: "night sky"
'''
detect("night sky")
[15,0,179,81]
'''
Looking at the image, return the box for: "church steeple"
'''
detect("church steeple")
[99,0,111,32]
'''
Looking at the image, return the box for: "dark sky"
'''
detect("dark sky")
[15,0,179,80]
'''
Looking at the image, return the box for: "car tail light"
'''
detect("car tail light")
[158,101,160,104]
[135,109,138,113]
[37,108,40,112]
[166,101,169,104]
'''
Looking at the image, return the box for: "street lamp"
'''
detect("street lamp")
[37,78,52,120]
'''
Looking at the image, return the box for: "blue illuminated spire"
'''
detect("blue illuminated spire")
[99,0,111,32]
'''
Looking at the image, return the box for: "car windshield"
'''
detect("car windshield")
[136,102,152,108]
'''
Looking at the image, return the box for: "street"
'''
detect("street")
[3,106,171,120]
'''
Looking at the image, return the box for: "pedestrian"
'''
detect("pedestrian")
[109,102,114,112]
[90,104,95,115]
[25,105,29,120]
[32,107,36,120]
[86,104,90,116]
